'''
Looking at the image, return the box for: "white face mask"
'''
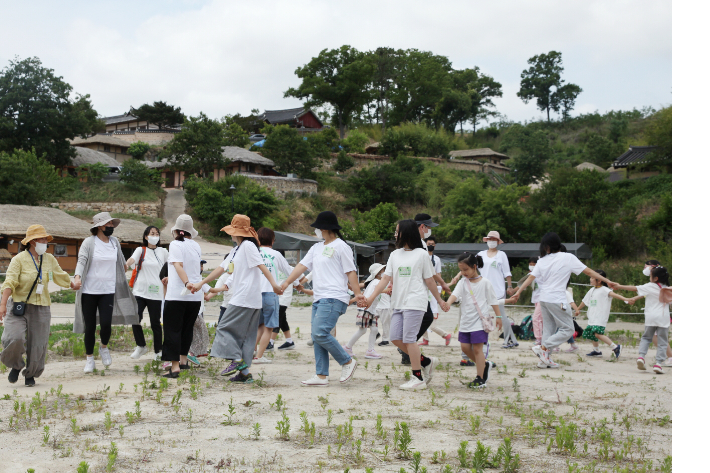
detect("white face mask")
[314,229,324,240]
[34,242,47,256]
[487,240,498,249]
[529,265,535,272]
[422,228,432,239]
[642,267,651,277]
[147,236,160,245]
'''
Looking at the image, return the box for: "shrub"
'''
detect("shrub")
[340,202,401,242]
[0,148,67,205]
[341,129,369,153]
[334,149,355,172]
[127,141,151,160]
[380,122,454,158]
[78,163,109,183]
[346,156,425,209]
[119,159,164,189]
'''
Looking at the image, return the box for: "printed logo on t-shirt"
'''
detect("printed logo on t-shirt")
[322,246,335,258]
[398,267,412,277]
[590,299,597,307]
[491,261,497,269]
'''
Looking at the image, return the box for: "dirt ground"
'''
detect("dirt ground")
[0,301,671,472]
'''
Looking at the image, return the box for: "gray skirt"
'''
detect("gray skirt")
[210,305,261,362]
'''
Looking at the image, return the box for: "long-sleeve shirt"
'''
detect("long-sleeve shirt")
[1,251,71,306]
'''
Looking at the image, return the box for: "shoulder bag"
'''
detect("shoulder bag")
[13,254,43,316]
[463,277,495,333]
[129,247,147,288]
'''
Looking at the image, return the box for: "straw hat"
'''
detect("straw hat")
[21,224,54,245]
[220,214,258,240]
[365,263,386,283]
[171,214,199,238]
[91,212,121,229]
[482,230,504,244]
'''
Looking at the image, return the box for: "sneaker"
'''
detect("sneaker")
[153,351,162,361]
[547,360,560,369]
[187,354,200,365]
[229,373,254,384]
[278,341,296,350]
[468,376,486,389]
[220,361,240,376]
[489,361,497,368]
[301,374,329,386]
[364,349,383,359]
[99,347,112,367]
[422,356,438,386]
[265,341,274,352]
[460,359,475,367]
[342,345,354,357]
[252,357,272,364]
[653,364,664,374]
[534,340,542,346]
[307,339,314,347]
[340,359,358,383]
[418,339,429,346]
[482,360,492,383]
[378,341,390,347]
[444,333,452,346]
[551,347,560,353]
[162,361,172,370]
[662,357,672,367]
[8,368,20,384]
[564,345,579,353]
[130,346,149,360]
[24,377,35,387]
[586,350,603,357]
[502,343,513,349]
[537,361,559,369]
[84,358,95,373]
[399,378,427,390]
[612,345,622,359]
[636,357,646,371]
[532,345,550,366]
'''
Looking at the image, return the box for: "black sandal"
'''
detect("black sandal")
[162,370,179,379]
[179,364,190,370]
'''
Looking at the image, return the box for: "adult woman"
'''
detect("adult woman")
[280,211,363,387]
[162,215,203,378]
[476,231,518,348]
[125,226,169,361]
[0,225,72,386]
[73,213,139,374]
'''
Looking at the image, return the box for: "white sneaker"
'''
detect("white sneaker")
[99,346,112,367]
[252,357,272,364]
[399,378,427,390]
[339,358,357,383]
[130,346,149,360]
[301,374,329,386]
[364,349,383,359]
[532,345,550,366]
[84,357,95,373]
[653,364,664,374]
[662,357,672,367]
[537,361,556,369]
[423,356,438,385]
[636,357,646,371]
[564,345,579,353]
[307,339,314,347]
[154,351,162,361]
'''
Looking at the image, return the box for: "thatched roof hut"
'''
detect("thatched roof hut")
[71,147,121,168]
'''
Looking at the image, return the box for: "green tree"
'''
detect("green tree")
[368,47,398,132]
[583,134,622,168]
[0,57,102,166]
[119,159,164,189]
[467,71,503,132]
[0,149,67,205]
[333,149,355,172]
[223,110,264,134]
[340,129,369,153]
[127,141,151,160]
[163,113,228,178]
[517,51,581,122]
[131,101,185,129]
[260,124,322,179]
[434,87,472,133]
[643,106,672,168]
[346,156,424,209]
[286,45,374,138]
[222,122,250,148]
[78,163,109,183]
[380,122,453,158]
[553,83,583,121]
[500,125,551,185]
[341,202,402,242]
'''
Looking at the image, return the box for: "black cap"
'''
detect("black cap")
[200,260,207,265]
[414,213,439,228]
[310,211,342,230]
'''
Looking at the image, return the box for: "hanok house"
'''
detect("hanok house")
[0,205,170,272]
[449,148,511,168]
[70,135,131,163]
[60,147,122,179]
[258,107,323,132]
[102,112,170,133]
[609,145,671,181]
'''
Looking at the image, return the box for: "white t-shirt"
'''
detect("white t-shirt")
[582,286,613,327]
[198,284,210,316]
[636,283,671,328]
[129,246,169,301]
[385,248,435,312]
[477,250,512,299]
[216,272,234,309]
[226,240,264,309]
[359,279,382,313]
[259,247,293,293]
[83,236,118,295]
[300,239,357,305]
[430,285,442,314]
[531,252,587,304]
[166,239,203,302]
[452,276,498,333]
[220,245,240,272]
[531,276,542,304]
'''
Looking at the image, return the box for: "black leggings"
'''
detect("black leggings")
[271,305,291,334]
[132,297,163,353]
[162,300,201,362]
[81,293,114,355]
[416,304,434,340]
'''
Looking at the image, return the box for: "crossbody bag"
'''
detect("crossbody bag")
[12,253,43,316]
[463,277,495,333]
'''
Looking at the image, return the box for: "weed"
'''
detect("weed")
[384,385,391,397]
[276,410,291,440]
[42,425,50,445]
[253,372,266,388]
[77,461,90,473]
[71,418,79,436]
[457,440,470,468]
[106,442,118,471]
[513,378,520,392]
[518,368,527,378]
[395,422,413,459]
[134,401,142,418]
[103,412,113,433]
[450,405,469,420]
[404,371,411,381]
[327,409,333,427]
[471,441,492,472]
[659,456,672,473]
[493,438,520,472]
[119,425,124,438]
[409,451,424,472]
[469,415,481,434]
[252,422,261,440]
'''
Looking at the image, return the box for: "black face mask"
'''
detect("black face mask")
[427,245,435,252]
[102,227,115,236]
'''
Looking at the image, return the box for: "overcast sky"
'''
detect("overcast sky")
[0,0,671,127]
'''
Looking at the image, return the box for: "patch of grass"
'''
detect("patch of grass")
[50,290,76,304]
[63,182,165,203]
[64,210,165,229]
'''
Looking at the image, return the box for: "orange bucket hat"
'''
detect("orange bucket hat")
[21,224,54,245]
[221,214,259,242]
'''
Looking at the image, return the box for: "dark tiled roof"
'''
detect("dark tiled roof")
[449,148,510,160]
[102,113,139,125]
[258,107,306,124]
[613,146,667,168]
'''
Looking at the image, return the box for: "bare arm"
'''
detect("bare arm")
[492,303,503,330]
[506,276,514,296]
[448,271,462,287]
[424,276,449,312]
[364,274,391,307]
[582,267,617,289]
[433,273,451,293]
[514,274,536,295]
[609,292,631,303]
[258,264,283,295]
[194,265,226,292]
[346,271,363,300]
[614,284,638,292]
[281,263,308,289]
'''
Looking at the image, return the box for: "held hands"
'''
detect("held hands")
[272,283,284,295]
[441,282,452,294]
[280,281,290,294]
[506,287,516,296]
[574,308,581,317]
[71,276,82,291]
[161,277,168,287]
[608,281,620,290]
[438,300,450,312]
[496,318,503,330]
[508,293,520,304]
[189,282,204,294]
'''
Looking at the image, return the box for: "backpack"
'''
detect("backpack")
[518,315,535,340]
[572,318,584,339]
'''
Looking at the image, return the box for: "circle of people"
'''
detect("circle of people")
[0,210,671,390]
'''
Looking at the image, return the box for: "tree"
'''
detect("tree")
[583,134,623,168]
[260,124,320,179]
[346,156,424,209]
[131,101,185,129]
[468,71,503,132]
[340,129,369,153]
[340,202,402,242]
[0,57,102,166]
[127,141,151,160]
[368,47,398,132]
[333,149,355,172]
[224,110,264,134]
[285,45,374,138]
[163,113,228,178]
[517,51,582,122]
[643,106,672,168]
[119,159,164,189]
[434,87,472,133]
[221,122,250,148]
[379,122,453,158]
[500,125,551,185]
[0,149,67,205]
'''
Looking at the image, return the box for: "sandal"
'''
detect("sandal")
[162,370,180,379]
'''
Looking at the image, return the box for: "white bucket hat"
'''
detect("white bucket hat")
[170,214,198,238]
[365,263,386,283]
[91,212,121,229]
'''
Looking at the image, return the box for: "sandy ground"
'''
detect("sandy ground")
[0,300,671,472]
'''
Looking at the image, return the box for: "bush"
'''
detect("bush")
[380,122,454,158]
[119,159,164,189]
[333,149,355,172]
[127,141,151,160]
[0,148,67,205]
[78,163,109,183]
[341,129,369,153]
[346,156,425,209]
[340,202,402,242]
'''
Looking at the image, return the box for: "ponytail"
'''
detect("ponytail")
[652,266,670,286]
[457,252,484,269]
[175,230,191,242]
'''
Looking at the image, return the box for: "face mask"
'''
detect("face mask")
[423,228,432,239]
[529,265,535,272]
[102,227,115,237]
[147,236,160,245]
[34,243,47,256]
[642,267,651,277]
[315,229,323,240]
[427,245,435,252]
[487,240,498,249]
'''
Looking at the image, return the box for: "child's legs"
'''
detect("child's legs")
[379,309,392,341]
[638,326,657,358]
[368,327,378,350]
[532,302,543,341]
[654,327,669,364]
[595,334,613,347]
[500,304,517,344]
[347,327,368,348]
[592,341,599,348]
[540,302,573,349]
[472,344,485,378]
[429,319,448,338]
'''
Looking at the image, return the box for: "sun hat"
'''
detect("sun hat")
[220,214,258,240]
[414,213,439,228]
[365,263,386,283]
[310,211,342,230]
[482,230,504,244]
[171,214,199,238]
[91,212,121,229]
[21,224,53,245]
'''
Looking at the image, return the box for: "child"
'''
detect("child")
[188,260,213,366]
[553,282,580,353]
[517,257,543,345]
[446,253,502,389]
[574,269,630,358]
[616,266,671,374]
[343,263,386,359]
[215,254,235,325]
[642,260,672,366]
[376,281,393,346]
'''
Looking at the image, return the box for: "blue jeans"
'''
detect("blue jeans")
[261,292,280,328]
[311,298,350,376]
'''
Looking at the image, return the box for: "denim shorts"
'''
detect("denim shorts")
[261,292,280,328]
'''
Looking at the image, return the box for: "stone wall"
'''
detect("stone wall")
[50,201,163,218]
[245,175,318,198]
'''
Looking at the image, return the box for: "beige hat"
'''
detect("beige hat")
[482,230,504,244]
[365,263,386,283]
[91,212,121,229]
[21,224,54,245]
[171,214,198,238]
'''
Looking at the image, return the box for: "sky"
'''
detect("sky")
[0,0,671,127]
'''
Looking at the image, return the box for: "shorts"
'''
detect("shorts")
[582,325,606,342]
[261,292,280,328]
[458,330,488,345]
[389,309,425,344]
